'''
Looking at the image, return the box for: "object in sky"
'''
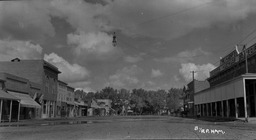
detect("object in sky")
[112,32,117,47]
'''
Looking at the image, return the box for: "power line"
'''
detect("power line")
[209,27,256,67]
[138,0,216,26]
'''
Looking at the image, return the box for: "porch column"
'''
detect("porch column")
[202,104,204,116]
[221,101,224,117]
[17,102,20,122]
[235,98,238,118]
[243,78,248,121]
[210,103,212,116]
[226,100,229,117]
[215,102,217,117]
[0,99,2,123]
[206,104,209,116]
[9,100,12,122]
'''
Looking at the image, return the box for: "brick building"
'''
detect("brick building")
[183,80,209,117]
[0,58,61,118]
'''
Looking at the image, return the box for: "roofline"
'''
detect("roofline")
[195,73,256,96]
[58,80,68,85]
[43,60,61,74]
[67,86,75,90]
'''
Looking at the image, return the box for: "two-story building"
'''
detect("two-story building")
[0,78,19,122]
[67,86,75,117]
[194,44,256,121]
[182,80,210,117]
[0,58,61,118]
[0,73,41,121]
[57,80,68,117]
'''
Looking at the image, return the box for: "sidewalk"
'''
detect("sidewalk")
[0,116,93,127]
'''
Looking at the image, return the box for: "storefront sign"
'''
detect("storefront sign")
[210,43,256,77]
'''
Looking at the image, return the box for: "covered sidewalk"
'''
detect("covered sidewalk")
[6,91,41,121]
[0,90,19,122]
[194,74,256,122]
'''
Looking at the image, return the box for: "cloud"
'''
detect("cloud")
[124,55,143,63]
[0,39,42,61]
[151,69,163,78]
[155,48,210,63]
[67,31,115,55]
[174,75,180,82]
[0,1,55,40]
[179,63,216,82]
[50,0,107,33]
[106,65,142,89]
[101,0,256,39]
[69,81,94,92]
[2,0,256,42]
[44,53,90,83]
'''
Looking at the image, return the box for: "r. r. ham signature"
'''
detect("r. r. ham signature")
[194,126,225,134]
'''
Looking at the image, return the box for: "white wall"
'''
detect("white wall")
[195,77,244,104]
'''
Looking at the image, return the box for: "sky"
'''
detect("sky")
[1,0,256,92]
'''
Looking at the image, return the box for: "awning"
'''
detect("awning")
[0,90,19,100]
[74,101,88,107]
[8,91,41,108]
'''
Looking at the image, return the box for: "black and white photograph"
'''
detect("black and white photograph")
[1,0,256,139]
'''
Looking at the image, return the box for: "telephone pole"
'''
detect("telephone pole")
[190,71,196,81]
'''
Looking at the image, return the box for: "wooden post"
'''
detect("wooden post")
[0,99,2,123]
[215,102,217,117]
[17,102,20,122]
[243,79,248,122]
[226,100,229,117]
[210,103,212,116]
[221,101,224,117]
[9,100,12,122]
[235,98,238,118]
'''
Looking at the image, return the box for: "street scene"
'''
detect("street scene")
[1,116,256,140]
[2,0,256,139]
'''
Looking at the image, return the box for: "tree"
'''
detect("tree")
[166,88,183,112]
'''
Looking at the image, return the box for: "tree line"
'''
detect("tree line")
[75,87,183,115]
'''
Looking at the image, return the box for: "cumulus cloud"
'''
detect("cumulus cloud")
[69,81,94,92]
[44,53,90,83]
[179,63,216,82]
[0,39,42,61]
[155,48,210,63]
[151,69,163,78]
[107,65,142,89]
[67,31,114,55]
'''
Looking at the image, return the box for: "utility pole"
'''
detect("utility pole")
[190,71,196,82]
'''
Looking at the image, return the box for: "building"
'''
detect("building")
[74,91,88,117]
[0,72,41,122]
[57,80,68,117]
[0,58,61,118]
[67,86,75,117]
[96,99,112,116]
[182,80,210,117]
[0,79,19,122]
[194,43,256,121]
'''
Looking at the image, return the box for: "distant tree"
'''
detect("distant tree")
[166,88,183,112]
